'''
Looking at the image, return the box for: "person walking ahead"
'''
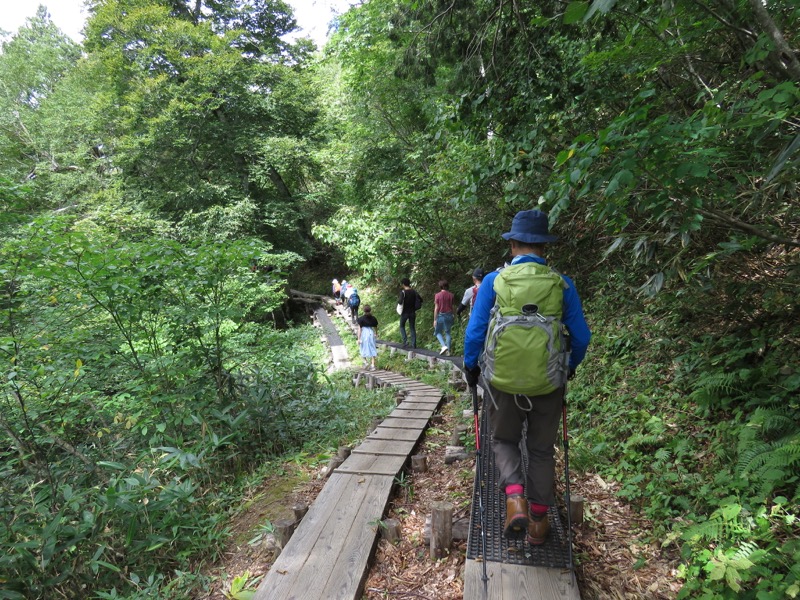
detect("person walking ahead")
[457,268,484,317]
[398,278,420,348]
[433,279,455,355]
[357,305,379,370]
[463,209,591,545]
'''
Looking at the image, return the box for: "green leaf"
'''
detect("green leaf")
[708,559,726,580]
[725,565,742,592]
[563,2,589,25]
[617,169,634,186]
[97,461,127,470]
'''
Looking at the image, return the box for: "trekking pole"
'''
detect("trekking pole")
[562,382,574,573]
[471,382,490,594]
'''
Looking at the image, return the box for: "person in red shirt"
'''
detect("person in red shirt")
[433,279,455,355]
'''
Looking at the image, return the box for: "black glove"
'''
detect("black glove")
[568,368,576,381]
[465,365,481,387]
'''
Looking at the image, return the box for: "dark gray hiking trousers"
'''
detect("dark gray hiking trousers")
[487,383,563,507]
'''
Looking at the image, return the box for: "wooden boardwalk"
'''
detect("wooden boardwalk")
[253,370,443,600]
[312,306,349,370]
[464,560,579,600]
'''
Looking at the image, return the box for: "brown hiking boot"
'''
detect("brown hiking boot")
[527,513,550,545]
[504,495,529,537]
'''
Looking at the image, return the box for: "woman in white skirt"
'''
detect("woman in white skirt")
[357,305,379,370]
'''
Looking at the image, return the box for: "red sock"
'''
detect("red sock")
[505,484,524,497]
[529,502,548,517]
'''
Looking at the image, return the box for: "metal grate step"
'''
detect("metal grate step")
[466,403,571,568]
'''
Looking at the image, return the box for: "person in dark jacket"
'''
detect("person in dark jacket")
[463,209,591,546]
[398,278,420,348]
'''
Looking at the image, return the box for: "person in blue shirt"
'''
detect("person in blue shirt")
[463,209,591,546]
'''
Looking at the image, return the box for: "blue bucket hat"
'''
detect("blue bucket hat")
[501,209,559,244]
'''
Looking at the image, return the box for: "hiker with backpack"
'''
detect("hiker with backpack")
[463,209,591,546]
[397,278,422,348]
[348,287,361,323]
[433,279,455,355]
[457,267,485,318]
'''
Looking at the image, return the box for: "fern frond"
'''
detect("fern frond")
[682,504,748,543]
[732,540,759,562]
[690,371,744,405]
[682,518,728,543]
[654,447,672,463]
[773,438,800,466]
[742,407,798,441]
[625,432,662,449]
[737,431,800,499]
[736,441,773,478]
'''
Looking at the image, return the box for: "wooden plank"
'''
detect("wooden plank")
[405,395,443,402]
[380,417,430,429]
[255,474,360,598]
[463,560,580,600]
[389,408,435,420]
[255,474,394,600]
[367,426,422,442]
[400,395,438,403]
[352,438,417,456]
[318,476,395,599]
[400,401,441,410]
[335,453,407,476]
[398,385,441,394]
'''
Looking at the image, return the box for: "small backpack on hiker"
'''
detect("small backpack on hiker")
[414,292,423,311]
[349,291,360,308]
[480,262,571,396]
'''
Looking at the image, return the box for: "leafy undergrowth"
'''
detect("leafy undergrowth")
[193,461,323,599]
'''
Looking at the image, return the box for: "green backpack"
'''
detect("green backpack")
[481,262,571,396]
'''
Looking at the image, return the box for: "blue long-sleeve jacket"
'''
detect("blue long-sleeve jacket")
[463,254,591,371]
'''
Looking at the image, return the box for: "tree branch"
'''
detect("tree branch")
[694,206,800,247]
[746,0,800,81]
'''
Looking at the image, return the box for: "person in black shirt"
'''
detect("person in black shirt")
[398,278,419,348]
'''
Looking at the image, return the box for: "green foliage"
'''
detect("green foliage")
[0,8,81,180]
[0,177,34,233]
[568,266,799,597]
[224,571,260,600]
[736,409,800,502]
[74,0,322,252]
[676,499,800,599]
[0,209,329,598]
[319,0,798,302]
